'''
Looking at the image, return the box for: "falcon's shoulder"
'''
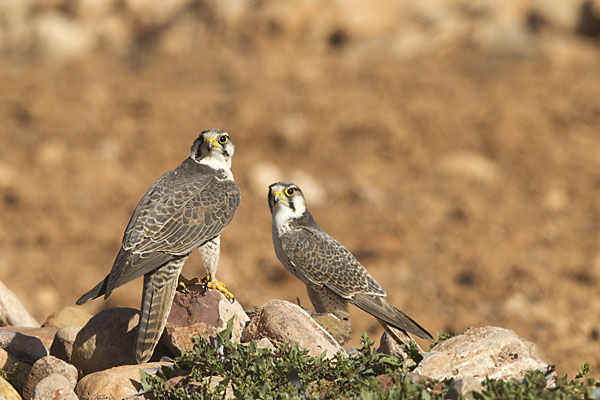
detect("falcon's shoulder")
[122,159,240,254]
[280,226,385,298]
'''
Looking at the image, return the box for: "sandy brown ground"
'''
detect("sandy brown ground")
[1,34,599,377]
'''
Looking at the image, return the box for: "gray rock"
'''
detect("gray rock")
[243,299,345,358]
[70,307,140,375]
[32,374,77,400]
[23,356,77,400]
[415,326,552,382]
[161,289,249,355]
[50,327,81,362]
[0,281,39,328]
[0,329,53,364]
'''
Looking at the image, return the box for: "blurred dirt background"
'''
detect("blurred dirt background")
[1,0,600,377]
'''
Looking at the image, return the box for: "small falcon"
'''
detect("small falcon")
[77,129,241,363]
[268,182,433,349]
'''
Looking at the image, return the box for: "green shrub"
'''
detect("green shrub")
[141,320,598,399]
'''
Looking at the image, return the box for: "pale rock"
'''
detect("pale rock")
[50,327,81,362]
[70,308,140,375]
[0,281,39,327]
[0,348,32,392]
[439,152,500,184]
[0,375,22,400]
[415,326,552,381]
[32,374,77,400]
[445,376,485,399]
[243,299,345,358]
[23,356,77,400]
[42,306,92,328]
[243,337,276,352]
[162,290,249,355]
[0,328,60,363]
[75,362,168,400]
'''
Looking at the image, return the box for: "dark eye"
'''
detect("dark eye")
[218,135,229,144]
[285,187,295,197]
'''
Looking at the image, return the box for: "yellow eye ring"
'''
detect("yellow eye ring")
[285,187,295,197]
[218,135,229,144]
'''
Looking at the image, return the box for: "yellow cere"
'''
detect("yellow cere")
[273,190,286,201]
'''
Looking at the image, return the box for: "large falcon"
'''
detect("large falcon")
[77,129,241,363]
[268,182,432,349]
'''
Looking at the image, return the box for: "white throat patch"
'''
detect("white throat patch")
[272,199,306,236]
[198,154,234,180]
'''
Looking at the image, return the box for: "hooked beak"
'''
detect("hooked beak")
[205,137,221,151]
[272,190,286,204]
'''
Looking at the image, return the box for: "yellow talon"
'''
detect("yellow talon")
[177,275,203,293]
[177,274,234,302]
[204,275,235,303]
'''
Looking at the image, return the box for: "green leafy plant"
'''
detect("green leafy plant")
[473,364,600,400]
[141,320,598,399]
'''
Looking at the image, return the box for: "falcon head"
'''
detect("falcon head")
[190,129,235,170]
[269,181,317,231]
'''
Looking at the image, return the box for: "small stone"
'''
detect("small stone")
[75,362,169,400]
[50,327,81,362]
[415,326,552,382]
[32,374,77,400]
[0,348,31,392]
[161,289,249,355]
[0,281,39,328]
[311,313,351,345]
[42,306,92,328]
[0,329,59,364]
[23,356,77,400]
[243,337,276,352]
[243,300,345,359]
[70,308,140,375]
[0,375,22,400]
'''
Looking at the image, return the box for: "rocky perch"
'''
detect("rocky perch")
[0,280,562,399]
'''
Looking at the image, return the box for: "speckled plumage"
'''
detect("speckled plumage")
[268,182,433,347]
[77,129,240,363]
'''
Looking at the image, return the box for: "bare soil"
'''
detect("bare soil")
[1,37,599,377]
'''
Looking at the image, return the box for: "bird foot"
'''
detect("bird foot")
[203,275,235,303]
[176,275,203,293]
